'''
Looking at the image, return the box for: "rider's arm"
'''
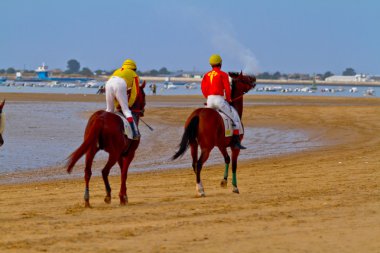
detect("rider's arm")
[128,76,139,107]
[201,77,209,98]
[222,72,232,102]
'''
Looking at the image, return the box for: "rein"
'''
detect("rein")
[231,81,254,102]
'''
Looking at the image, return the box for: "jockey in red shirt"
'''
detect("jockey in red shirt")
[201,54,246,149]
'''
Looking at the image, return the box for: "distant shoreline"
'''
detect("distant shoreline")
[140,76,380,87]
[3,73,380,87]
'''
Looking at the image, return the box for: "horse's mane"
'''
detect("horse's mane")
[229,72,256,99]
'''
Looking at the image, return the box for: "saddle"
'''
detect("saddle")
[216,109,244,137]
[115,112,134,140]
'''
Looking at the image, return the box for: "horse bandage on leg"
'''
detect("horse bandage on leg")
[232,172,237,187]
[224,163,229,179]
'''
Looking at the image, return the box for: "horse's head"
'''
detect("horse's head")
[131,81,146,118]
[0,100,5,147]
[229,72,256,98]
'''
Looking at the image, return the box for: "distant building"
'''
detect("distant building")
[325,74,371,82]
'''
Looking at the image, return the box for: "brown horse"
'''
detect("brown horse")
[172,72,256,197]
[66,82,146,207]
[0,100,5,147]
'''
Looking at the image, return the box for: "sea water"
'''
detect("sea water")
[0,82,379,97]
[0,102,324,177]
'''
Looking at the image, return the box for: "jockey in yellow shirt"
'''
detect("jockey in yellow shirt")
[105,59,140,139]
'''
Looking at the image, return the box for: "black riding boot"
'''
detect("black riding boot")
[232,135,246,149]
[128,120,140,140]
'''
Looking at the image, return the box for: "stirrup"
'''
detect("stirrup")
[234,142,246,150]
[232,135,246,149]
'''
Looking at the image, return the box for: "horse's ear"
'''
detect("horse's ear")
[228,72,239,78]
[240,70,243,76]
[140,80,146,89]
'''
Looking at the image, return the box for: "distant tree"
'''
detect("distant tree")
[257,72,271,79]
[323,71,334,80]
[288,73,301,80]
[148,69,159,76]
[0,69,5,74]
[342,68,356,76]
[6,67,16,74]
[94,70,104,76]
[80,67,93,76]
[315,73,323,80]
[273,71,281,79]
[66,59,80,74]
[158,67,170,75]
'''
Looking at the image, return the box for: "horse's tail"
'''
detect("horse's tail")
[172,115,199,160]
[66,118,102,173]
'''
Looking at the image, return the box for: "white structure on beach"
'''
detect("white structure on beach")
[325,74,371,82]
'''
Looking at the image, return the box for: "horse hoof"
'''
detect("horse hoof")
[119,195,128,205]
[232,186,240,194]
[197,191,206,197]
[220,179,228,188]
[196,183,205,197]
[84,201,91,208]
[104,196,111,204]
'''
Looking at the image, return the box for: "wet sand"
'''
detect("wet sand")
[0,93,380,252]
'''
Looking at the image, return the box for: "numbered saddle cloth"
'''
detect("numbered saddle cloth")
[217,110,244,137]
[115,112,134,140]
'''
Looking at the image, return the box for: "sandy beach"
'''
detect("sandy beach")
[0,93,379,252]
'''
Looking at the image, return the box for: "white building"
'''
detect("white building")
[325,74,371,82]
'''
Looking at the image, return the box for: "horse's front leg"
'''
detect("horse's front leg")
[119,150,135,205]
[231,148,240,194]
[218,147,230,188]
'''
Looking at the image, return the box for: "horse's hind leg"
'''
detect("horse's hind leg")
[102,153,119,204]
[190,141,198,173]
[84,149,97,207]
[195,148,210,197]
[231,148,241,194]
[218,147,230,188]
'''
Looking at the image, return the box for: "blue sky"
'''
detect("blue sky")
[1,0,379,75]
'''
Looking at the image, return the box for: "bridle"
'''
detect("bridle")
[231,77,256,102]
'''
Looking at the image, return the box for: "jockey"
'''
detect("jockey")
[201,54,246,149]
[105,59,140,140]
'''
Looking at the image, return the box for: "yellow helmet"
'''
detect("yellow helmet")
[209,54,222,66]
[122,59,137,70]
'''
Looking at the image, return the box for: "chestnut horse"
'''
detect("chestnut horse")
[172,72,256,197]
[66,82,146,207]
[0,100,5,147]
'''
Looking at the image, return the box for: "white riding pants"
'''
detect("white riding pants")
[105,76,133,118]
[206,95,241,131]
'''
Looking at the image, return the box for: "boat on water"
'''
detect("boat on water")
[12,63,94,85]
[363,88,375,96]
[85,80,103,88]
[349,87,358,93]
[164,82,177,89]
[185,82,198,89]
